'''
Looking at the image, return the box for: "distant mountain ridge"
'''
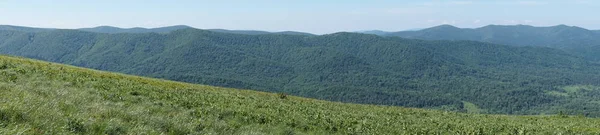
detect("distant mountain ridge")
[206,29,314,36]
[385,24,600,61]
[0,24,315,35]
[354,28,423,36]
[78,25,194,33]
[0,25,54,32]
[387,24,599,47]
[354,30,392,36]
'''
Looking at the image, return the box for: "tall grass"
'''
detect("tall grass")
[1,55,600,134]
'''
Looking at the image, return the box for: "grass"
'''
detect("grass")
[562,85,600,93]
[2,55,600,134]
[462,101,483,114]
[545,85,600,97]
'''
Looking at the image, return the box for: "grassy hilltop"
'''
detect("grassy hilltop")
[2,55,600,134]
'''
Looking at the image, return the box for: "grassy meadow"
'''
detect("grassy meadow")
[1,55,600,134]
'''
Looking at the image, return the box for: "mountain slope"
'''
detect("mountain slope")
[354,30,391,36]
[2,29,600,116]
[78,26,316,36]
[387,24,600,61]
[206,29,315,36]
[0,25,54,32]
[2,55,600,134]
[78,25,194,33]
[387,24,599,48]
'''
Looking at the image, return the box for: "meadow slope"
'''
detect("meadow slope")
[2,55,600,134]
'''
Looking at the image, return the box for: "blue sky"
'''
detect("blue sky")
[0,0,598,34]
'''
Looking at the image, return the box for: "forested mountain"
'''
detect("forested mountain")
[4,55,600,134]
[79,25,315,35]
[0,25,54,32]
[354,30,391,36]
[206,29,315,36]
[386,24,600,61]
[1,28,600,116]
[78,25,194,33]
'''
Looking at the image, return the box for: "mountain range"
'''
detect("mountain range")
[2,25,600,116]
[0,25,315,36]
[377,24,600,61]
[78,25,194,34]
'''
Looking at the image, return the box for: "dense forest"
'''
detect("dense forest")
[384,24,600,61]
[2,26,600,116]
[4,55,600,134]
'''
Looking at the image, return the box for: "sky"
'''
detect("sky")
[0,0,598,34]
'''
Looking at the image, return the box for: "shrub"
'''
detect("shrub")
[67,118,86,133]
[0,109,27,123]
[8,74,17,82]
[557,111,569,118]
[278,93,287,99]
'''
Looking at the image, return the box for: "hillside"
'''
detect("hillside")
[2,29,600,116]
[206,29,315,36]
[354,30,392,36]
[78,25,193,34]
[386,24,600,61]
[78,25,315,35]
[0,25,54,32]
[2,55,600,134]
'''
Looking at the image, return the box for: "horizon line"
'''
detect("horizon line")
[1,23,597,35]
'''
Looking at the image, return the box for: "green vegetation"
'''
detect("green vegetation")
[78,25,193,34]
[0,25,53,32]
[561,85,600,93]
[205,29,315,36]
[2,28,600,116]
[542,85,600,116]
[3,55,600,134]
[462,101,484,114]
[76,25,314,35]
[386,24,600,61]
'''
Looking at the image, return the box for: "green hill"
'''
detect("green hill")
[77,25,315,36]
[78,25,194,34]
[355,30,392,36]
[387,24,599,48]
[206,29,315,36]
[386,24,600,61]
[0,25,54,33]
[2,55,600,134]
[3,28,600,116]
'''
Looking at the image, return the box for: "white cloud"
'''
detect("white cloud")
[473,19,481,24]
